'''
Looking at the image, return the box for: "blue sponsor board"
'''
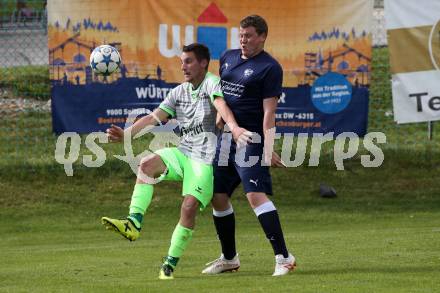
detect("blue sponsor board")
[51,78,177,134]
[52,74,368,136]
[276,83,368,136]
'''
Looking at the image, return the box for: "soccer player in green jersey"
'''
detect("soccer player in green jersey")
[101,43,251,280]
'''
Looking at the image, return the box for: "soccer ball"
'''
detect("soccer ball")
[90,45,121,76]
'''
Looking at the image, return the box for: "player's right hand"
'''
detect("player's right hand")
[106,124,124,142]
[232,127,253,148]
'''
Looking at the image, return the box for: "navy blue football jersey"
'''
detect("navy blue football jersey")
[219,49,283,134]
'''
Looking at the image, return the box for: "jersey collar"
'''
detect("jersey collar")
[188,72,211,100]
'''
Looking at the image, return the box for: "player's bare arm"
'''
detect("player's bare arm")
[215,112,225,130]
[213,96,253,146]
[263,97,286,167]
[106,108,169,142]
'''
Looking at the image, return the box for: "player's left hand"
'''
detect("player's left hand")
[266,151,287,168]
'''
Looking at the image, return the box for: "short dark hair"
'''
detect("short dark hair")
[240,15,268,36]
[182,43,210,68]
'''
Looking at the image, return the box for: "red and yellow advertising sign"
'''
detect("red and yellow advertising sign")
[48,0,371,86]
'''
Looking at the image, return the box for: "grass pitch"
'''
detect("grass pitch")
[1,150,440,292]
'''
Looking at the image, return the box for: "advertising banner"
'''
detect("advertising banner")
[48,0,372,134]
[386,0,440,124]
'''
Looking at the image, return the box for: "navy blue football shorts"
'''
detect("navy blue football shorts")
[213,136,273,197]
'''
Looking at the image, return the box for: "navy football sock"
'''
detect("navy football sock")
[213,213,236,260]
[258,210,289,258]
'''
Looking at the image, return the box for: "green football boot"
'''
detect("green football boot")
[101,217,140,241]
[159,263,174,280]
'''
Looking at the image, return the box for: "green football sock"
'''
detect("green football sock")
[167,224,193,267]
[128,184,153,228]
[164,255,179,268]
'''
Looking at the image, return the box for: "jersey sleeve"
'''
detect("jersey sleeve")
[262,62,283,99]
[219,50,227,76]
[159,87,177,118]
[206,73,224,103]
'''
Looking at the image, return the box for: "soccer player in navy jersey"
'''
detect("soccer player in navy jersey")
[202,15,296,276]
